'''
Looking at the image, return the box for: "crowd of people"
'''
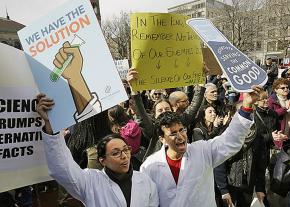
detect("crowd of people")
[1,58,290,207]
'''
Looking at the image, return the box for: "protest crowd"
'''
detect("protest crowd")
[1,58,289,207]
[0,2,290,207]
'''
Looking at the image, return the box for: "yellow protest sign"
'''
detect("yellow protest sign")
[130,13,205,91]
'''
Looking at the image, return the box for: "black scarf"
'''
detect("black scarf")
[105,165,133,207]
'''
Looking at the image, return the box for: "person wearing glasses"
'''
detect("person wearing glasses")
[140,86,262,207]
[36,94,159,207]
[268,78,290,148]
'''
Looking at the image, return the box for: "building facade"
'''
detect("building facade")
[168,0,227,18]
[168,0,290,65]
[0,17,24,49]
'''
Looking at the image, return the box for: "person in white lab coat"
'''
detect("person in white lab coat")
[140,86,263,207]
[36,93,159,207]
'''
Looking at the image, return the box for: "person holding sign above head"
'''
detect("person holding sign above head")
[140,85,263,207]
[126,68,205,160]
[35,94,159,207]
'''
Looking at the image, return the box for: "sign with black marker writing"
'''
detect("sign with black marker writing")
[115,59,129,80]
[0,43,50,193]
[130,13,205,91]
[187,18,267,92]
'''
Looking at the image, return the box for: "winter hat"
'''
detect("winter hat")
[120,120,141,154]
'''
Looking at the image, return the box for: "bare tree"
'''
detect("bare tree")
[264,0,290,56]
[102,11,131,60]
[212,0,266,52]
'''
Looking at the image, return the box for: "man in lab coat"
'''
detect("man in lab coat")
[140,86,262,207]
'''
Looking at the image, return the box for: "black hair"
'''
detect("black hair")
[195,105,215,128]
[67,110,111,168]
[155,111,182,137]
[108,105,130,127]
[96,134,124,159]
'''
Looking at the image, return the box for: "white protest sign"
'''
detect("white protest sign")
[0,43,50,193]
[18,0,128,133]
[187,18,268,92]
[115,59,130,80]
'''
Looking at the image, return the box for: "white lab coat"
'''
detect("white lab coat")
[43,132,159,207]
[140,113,253,207]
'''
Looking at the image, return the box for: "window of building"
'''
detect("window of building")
[267,41,277,51]
[268,30,275,38]
[269,17,276,26]
[278,41,286,51]
[256,41,262,50]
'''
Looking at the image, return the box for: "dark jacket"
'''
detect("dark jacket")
[254,107,279,151]
[192,122,223,142]
[262,63,278,85]
[132,86,205,161]
[199,98,227,117]
[268,93,288,133]
[215,124,268,194]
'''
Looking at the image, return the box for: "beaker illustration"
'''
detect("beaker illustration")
[50,34,86,82]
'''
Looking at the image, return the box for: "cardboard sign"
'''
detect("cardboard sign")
[18,0,128,133]
[202,47,222,75]
[0,43,50,193]
[187,18,268,92]
[130,13,205,91]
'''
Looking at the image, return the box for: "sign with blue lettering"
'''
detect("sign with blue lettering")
[187,18,268,92]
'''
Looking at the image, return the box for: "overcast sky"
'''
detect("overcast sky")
[0,0,192,25]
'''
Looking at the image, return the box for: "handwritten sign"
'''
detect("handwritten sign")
[130,13,205,91]
[187,18,267,92]
[115,59,129,80]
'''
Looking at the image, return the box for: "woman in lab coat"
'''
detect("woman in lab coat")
[37,94,159,207]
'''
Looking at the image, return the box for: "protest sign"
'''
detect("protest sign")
[187,18,268,92]
[130,13,205,91]
[18,0,128,133]
[0,43,50,193]
[202,47,222,75]
[115,59,130,80]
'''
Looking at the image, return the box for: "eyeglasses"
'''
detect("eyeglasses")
[154,93,162,95]
[167,128,187,139]
[106,146,132,158]
[279,86,289,90]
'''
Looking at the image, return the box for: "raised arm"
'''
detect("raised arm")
[181,85,205,126]
[36,94,95,203]
[127,68,154,141]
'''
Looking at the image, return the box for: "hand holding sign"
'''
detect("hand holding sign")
[36,93,54,135]
[130,13,205,91]
[242,85,263,108]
